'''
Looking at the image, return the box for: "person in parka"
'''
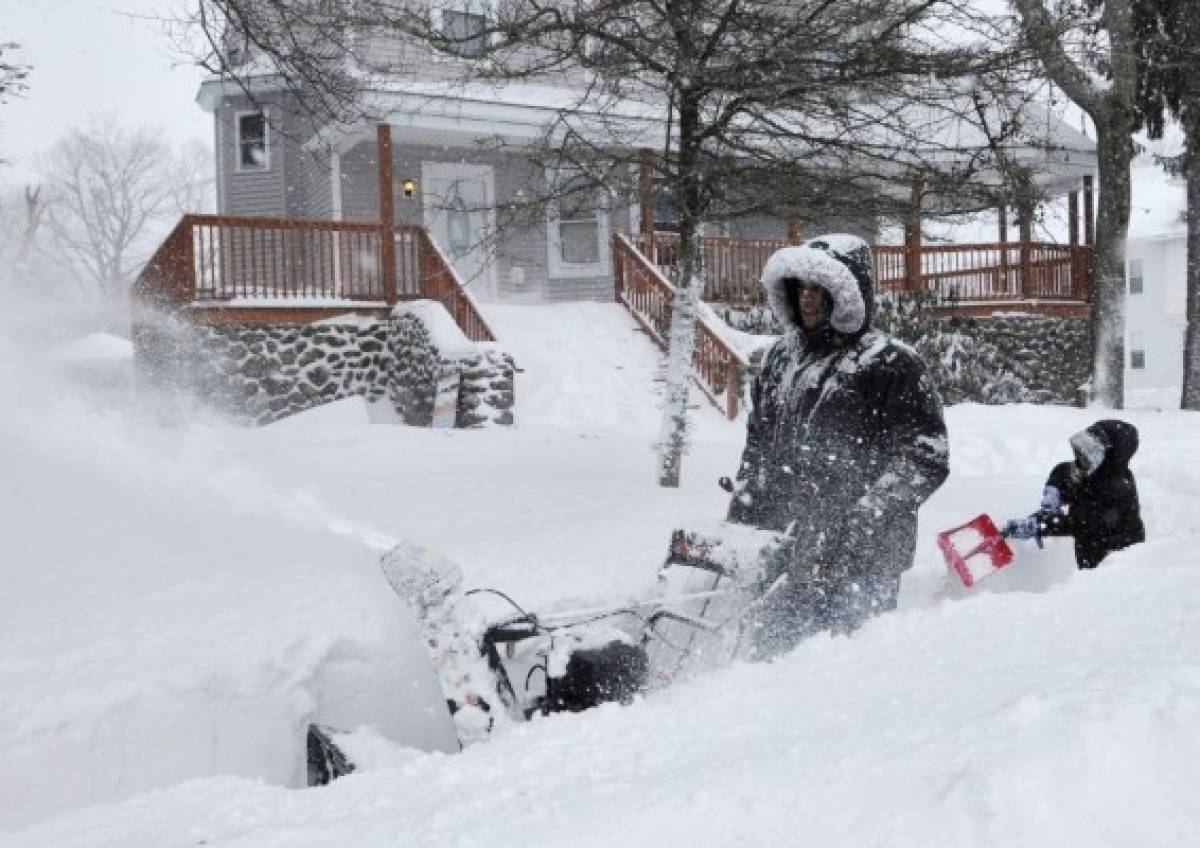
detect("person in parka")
[730,234,949,656]
[1003,419,1145,569]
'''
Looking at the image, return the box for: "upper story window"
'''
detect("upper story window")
[443,9,487,56]
[236,111,269,171]
[1127,257,1144,295]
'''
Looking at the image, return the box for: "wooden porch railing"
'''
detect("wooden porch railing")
[649,232,784,303]
[873,242,1091,304]
[134,214,494,342]
[415,227,496,343]
[613,233,747,420]
[645,232,1092,305]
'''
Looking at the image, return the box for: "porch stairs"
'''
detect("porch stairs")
[610,234,749,421]
[480,302,739,437]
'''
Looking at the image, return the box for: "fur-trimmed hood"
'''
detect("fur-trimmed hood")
[760,234,875,338]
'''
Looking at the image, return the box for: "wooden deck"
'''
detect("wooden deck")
[644,232,1092,317]
[133,214,496,342]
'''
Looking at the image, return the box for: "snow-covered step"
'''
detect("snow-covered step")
[481,302,737,440]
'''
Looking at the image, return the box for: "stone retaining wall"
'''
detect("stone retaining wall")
[714,302,1091,406]
[134,304,515,427]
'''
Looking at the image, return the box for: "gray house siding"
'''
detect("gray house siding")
[215,92,325,220]
[298,145,333,220]
[215,95,287,217]
[335,137,632,301]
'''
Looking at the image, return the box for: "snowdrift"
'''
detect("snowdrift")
[3,306,1200,847]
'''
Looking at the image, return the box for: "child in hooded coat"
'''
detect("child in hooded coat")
[1004,419,1145,569]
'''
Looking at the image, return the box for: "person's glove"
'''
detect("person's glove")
[1002,516,1039,541]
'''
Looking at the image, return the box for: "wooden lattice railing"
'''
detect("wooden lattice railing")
[613,233,748,420]
[134,214,494,342]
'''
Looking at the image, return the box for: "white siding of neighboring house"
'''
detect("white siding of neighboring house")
[1123,158,1188,408]
[1125,235,1187,408]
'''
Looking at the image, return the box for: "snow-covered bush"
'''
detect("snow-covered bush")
[873,292,1043,405]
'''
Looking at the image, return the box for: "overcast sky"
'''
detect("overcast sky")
[2,0,212,184]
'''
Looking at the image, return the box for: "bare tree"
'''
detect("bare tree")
[188,1,1060,483]
[38,115,214,304]
[1011,0,1139,408]
[0,40,29,105]
[0,184,46,285]
[0,41,31,164]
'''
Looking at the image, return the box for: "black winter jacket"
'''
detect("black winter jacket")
[731,235,948,651]
[1037,419,1145,569]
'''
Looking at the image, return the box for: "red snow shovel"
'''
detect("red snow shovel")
[937,514,1014,588]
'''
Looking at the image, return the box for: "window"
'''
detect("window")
[1127,257,1144,295]
[653,180,680,232]
[547,174,609,277]
[236,111,269,171]
[442,9,487,56]
[1129,331,1146,370]
[559,211,601,265]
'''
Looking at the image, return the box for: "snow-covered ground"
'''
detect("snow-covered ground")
[3,302,1199,846]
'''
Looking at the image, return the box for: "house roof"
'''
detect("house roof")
[1128,157,1187,242]
[202,64,1097,200]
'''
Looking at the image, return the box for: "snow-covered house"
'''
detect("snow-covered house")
[1124,160,1188,408]
[135,16,1104,423]
[192,16,1102,308]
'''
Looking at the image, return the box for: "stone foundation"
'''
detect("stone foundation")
[134,303,516,427]
[714,301,1091,406]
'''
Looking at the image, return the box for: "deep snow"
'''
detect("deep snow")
[2,301,1199,846]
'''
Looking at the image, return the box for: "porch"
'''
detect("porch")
[133,213,496,342]
[641,233,1093,317]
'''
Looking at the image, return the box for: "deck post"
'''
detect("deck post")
[639,148,655,257]
[1068,191,1080,247]
[904,175,923,292]
[726,361,740,420]
[787,212,802,244]
[1083,175,1095,247]
[1017,192,1034,299]
[1069,190,1082,299]
[378,123,397,304]
[997,204,1010,295]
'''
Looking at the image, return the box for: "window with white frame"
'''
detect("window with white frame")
[441,8,487,56]
[236,111,269,171]
[1129,331,1146,370]
[547,173,609,277]
[1127,257,1144,295]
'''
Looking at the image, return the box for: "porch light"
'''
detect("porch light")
[403,178,417,198]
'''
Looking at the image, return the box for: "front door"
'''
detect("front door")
[420,162,497,301]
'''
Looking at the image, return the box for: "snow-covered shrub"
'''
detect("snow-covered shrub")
[388,312,440,426]
[870,293,1043,405]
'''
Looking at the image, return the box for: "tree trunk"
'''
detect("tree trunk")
[1089,119,1134,408]
[1182,137,1200,410]
[656,98,704,488]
